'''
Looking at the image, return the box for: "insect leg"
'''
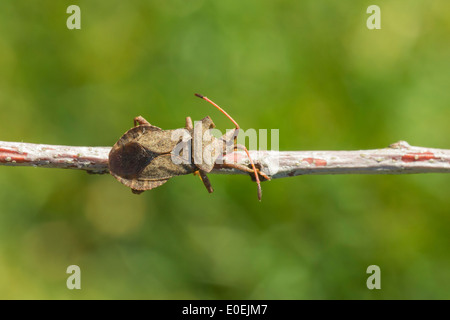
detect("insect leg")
[134,116,151,127]
[194,170,214,193]
[235,144,263,201]
[185,116,193,131]
[219,162,270,181]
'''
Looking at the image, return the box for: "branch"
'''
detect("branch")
[1,140,450,178]
[0,141,110,174]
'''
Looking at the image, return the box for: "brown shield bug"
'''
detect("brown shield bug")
[108,94,269,200]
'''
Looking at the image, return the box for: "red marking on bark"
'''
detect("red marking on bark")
[401,152,436,162]
[303,158,327,166]
[0,148,28,162]
[0,146,28,162]
[56,153,80,159]
[0,153,28,163]
[0,148,21,155]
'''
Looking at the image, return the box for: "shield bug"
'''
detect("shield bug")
[108,94,269,200]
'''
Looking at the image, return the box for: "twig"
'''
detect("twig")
[0,141,110,174]
[1,140,450,178]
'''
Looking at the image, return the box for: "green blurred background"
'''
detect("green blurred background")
[0,0,449,299]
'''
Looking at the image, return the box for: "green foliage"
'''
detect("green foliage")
[0,0,449,299]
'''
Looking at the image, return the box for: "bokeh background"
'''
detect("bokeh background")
[0,0,449,299]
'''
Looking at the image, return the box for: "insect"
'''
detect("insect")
[108,94,269,200]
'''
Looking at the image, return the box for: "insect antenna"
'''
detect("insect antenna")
[195,93,263,201]
[194,93,240,129]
